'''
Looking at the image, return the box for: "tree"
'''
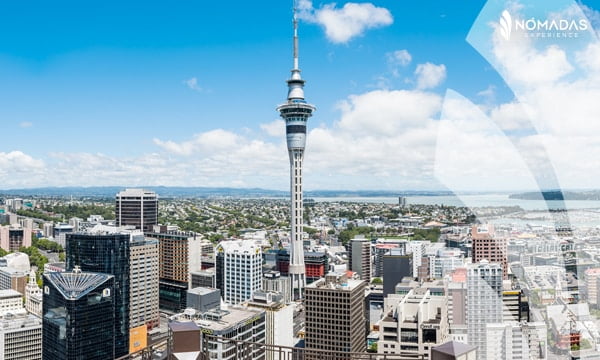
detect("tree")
[371,277,383,285]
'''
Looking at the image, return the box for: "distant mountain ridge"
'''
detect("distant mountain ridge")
[0,186,455,198]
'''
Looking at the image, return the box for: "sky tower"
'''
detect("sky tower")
[277,1,316,300]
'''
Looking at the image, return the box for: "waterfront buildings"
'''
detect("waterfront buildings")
[115,188,158,232]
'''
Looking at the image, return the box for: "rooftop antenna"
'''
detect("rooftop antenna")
[293,0,299,71]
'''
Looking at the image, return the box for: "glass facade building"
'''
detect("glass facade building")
[65,233,130,358]
[42,270,115,360]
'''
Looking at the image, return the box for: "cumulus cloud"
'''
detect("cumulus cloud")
[299,1,393,43]
[183,77,202,92]
[387,49,412,67]
[414,63,447,89]
[260,120,286,137]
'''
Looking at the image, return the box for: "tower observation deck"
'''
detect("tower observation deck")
[276,1,316,300]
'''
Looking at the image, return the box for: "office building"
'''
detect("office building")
[349,236,371,282]
[42,223,54,239]
[466,260,503,360]
[246,290,295,360]
[65,230,130,358]
[42,269,115,360]
[0,268,27,295]
[115,188,158,232]
[0,312,42,359]
[502,286,529,323]
[383,248,413,297]
[190,269,216,289]
[0,225,31,252]
[0,289,26,316]
[25,269,43,317]
[170,305,266,360]
[262,270,291,304]
[304,273,367,355]
[471,225,507,279]
[447,269,468,344]
[129,235,160,330]
[146,230,202,313]
[277,7,316,300]
[378,281,449,358]
[216,240,262,305]
[52,223,73,247]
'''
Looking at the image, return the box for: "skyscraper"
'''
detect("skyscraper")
[277,2,315,300]
[115,188,158,232]
[304,273,367,355]
[65,231,130,358]
[215,240,262,305]
[471,224,507,279]
[350,235,371,282]
[42,269,115,360]
[466,260,503,360]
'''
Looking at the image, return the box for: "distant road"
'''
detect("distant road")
[39,249,59,263]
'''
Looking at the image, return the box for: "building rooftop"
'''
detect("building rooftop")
[432,341,476,355]
[44,269,113,301]
[307,272,365,291]
[116,188,157,197]
[0,289,22,299]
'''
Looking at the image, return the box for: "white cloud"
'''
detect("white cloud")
[414,63,447,89]
[387,49,412,67]
[19,121,33,128]
[260,120,286,137]
[183,77,202,92]
[299,1,393,43]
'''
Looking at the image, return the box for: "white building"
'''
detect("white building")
[467,260,503,360]
[130,235,160,330]
[378,281,449,358]
[246,290,294,360]
[216,240,262,305]
[0,313,42,359]
[25,270,42,317]
[0,289,26,317]
[0,252,30,273]
[485,322,547,360]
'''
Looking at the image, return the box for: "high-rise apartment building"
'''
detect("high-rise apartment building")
[471,225,507,279]
[42,269,115,360]
[466,260,503,360]
[65,230,130,358]
[277,5,316,300]
[115,188,158,232]
[129,236,160,330]
[304,273,367,355]
[585,268,600,307]
[216,240,262,305]
[350,236,371,282]
[146,230,202,313]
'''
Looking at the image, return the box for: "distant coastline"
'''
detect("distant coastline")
[509,190,600,201]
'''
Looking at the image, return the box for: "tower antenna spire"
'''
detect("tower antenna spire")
[293,0,299,70]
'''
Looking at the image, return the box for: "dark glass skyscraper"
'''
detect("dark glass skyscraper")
[42,269,115,360]
[66,233,130,358]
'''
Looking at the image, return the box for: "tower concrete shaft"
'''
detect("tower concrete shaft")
[276,4,315,300]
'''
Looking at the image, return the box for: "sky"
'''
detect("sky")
[1,0,600,192]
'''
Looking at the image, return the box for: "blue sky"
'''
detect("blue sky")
[1,0,600,191]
